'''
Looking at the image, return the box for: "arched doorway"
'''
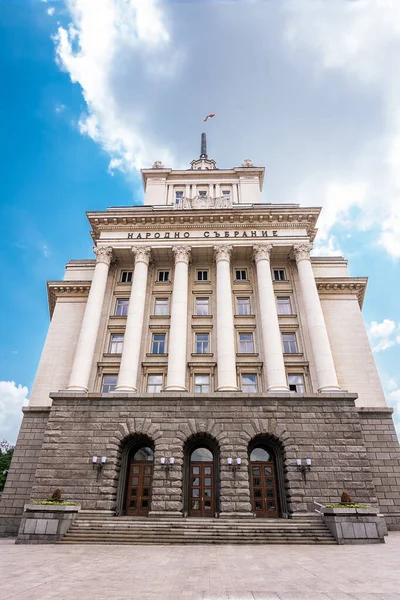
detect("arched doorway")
[184,436,220,517]
[248,437,288,518]
[125,442,154,516]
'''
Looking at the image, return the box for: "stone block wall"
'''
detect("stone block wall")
[358,407,400,530]
[29,393,380,520]
[0,407,50,537]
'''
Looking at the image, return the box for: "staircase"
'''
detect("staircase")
[61,514,336,545]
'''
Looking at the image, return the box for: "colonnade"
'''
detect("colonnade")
[66,242,340,394]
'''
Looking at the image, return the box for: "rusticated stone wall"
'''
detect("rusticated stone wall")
[358,407,400,531]
[28,392,385,521]
[0,407,50,537]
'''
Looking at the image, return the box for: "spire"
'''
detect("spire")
[200,132,208,159]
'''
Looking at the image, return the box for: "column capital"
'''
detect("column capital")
[93,246,114,266]
[253,243,273,263]
[131,246,151,265]
[172,245,191,264]
[213,245,233,262]
[291,243,313,263]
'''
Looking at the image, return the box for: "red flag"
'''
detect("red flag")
[204,113,215,122]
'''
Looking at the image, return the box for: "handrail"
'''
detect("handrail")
[314,501,325,515]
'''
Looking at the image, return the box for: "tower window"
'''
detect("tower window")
[199,191,207,197]
[196,270,208,282]
[235,269,248,281]
[282,333,297,354]
[288,374,305,393]
[120,271,132,283]
[158,270,170,282]
[273,269,286,282]
[175,191,183,204]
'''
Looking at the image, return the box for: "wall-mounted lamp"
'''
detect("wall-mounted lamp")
[92,456,106,480]
[297,458,311,482]
[161,457,175,472]
[228,457,241,474]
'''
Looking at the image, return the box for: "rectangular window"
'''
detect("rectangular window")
[147,374,163,393]
[102,374,117,393]
[152,333,166,354]
[241,374,257,393]
[277,297,291,315]
[120,271,132,283]
[235,269,247,281]
[194,374,210,393]
[158,270,170,282]
[109,333,124,354]
[154,298,168,316]
[115,299,129,317]
[199,191,207,197]
[222,190,230,199]
[288,374,305,393]
[273,269,286,281]
[195,333,209,354]
[237,297,251,315]
[175,191,183,200]
[196,270,208,282]
[195,298,209,316]
[239,332,254,353]
[282,332,297,354]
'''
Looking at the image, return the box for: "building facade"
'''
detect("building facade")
[1,139,400,535]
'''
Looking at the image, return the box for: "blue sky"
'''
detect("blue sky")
[0,0,399,443]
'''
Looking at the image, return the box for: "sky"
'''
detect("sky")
[0,0,399,444]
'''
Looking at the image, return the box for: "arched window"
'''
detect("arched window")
[190,447,213,462]
[133,446,154,461]
[250,447,271,462]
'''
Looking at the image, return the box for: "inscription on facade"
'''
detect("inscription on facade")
[127,230,279,240]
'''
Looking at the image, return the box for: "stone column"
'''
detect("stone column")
[67,246,113,392]
[232,184,238,204]
[214,245,238,391]
[167,185,173,205]
[253,244,289,391]
[209,183,214,199]
[192,183,197,198]
[292,243,340,392]
[185,184,191,200]
[165,246,191,391]
[215,183,221,199]
[115,246,151,392]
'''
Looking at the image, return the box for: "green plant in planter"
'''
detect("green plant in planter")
[31,488,79,506]
[325,503,372,508]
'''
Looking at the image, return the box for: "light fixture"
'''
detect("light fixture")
[160,457,174,472]
[227,457,233,465]
[160,457,166,465]
[92,455,106,479]
[169,457,175,465]
[297,458,312,482]
[228,457,241,474]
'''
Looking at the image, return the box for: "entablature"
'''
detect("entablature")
[47,280,92,318]
[316,277,368,308]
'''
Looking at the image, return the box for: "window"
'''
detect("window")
[194,374,210,393]
[288,374,305,393]
[241,374,257,393]
[195,298,209,316]
[154,298,168,316]
[239,332,254,353]
[102,374,117,393]
[175,191,183,202]
[196,270,209,282]
[147,374,163,393]
[273,269,286,281]
[152,333,166,354]
[235,269,247,281]
[115,299,129,316]
[282,332,297,354]
[195,333,209,354]
[158,270,170,282]
[120,271,132,283]
[237,297,251,315]
[277,297,291,315]
[222,190,230,199]
[109,334,124,354]
[199,191,207,197]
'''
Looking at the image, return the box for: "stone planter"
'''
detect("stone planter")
[322,507,386,544]
[16,504,81,544]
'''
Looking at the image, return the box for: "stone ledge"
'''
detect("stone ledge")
[358,407,394,416]
[16,504,81,544]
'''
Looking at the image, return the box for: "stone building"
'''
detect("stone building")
[1,137,400,536]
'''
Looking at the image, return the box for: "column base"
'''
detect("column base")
[267,385,290,392]
[64,386,88,393]
[114,386,137,393]
[163,385,187,392]
[318,386,341,392]
[216,386,239,392]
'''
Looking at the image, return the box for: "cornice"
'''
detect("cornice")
[315,277,368,308]
[47,280,91,318]
[87,206,320,242]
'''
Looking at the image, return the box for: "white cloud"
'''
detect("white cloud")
[47,7,55,16]
[0,382,29,446]
[53,0,177,173]
[42,243,50,258]
[311,235,343,257]
[368,319,399,352]
[282,0,400,258]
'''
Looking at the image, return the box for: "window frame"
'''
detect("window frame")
[115,298,129,317]
[234,268,248,282]
[238,332,255,354]
[194,374,211,393]
[282,332,298,354]
[151,333,167,354]
[146,373,163,393]
[154,298,169,316]
[196,269,209,282]
[237,297,251,316]
[108,333,124,354]
[157,270,170,283]
[195,297,209,316]
[277,297,292,316]
[288,373,305,393]
[241,373,258,393]
[120,271,133,283]
[101,374,118,393]
[195,332,210,354]
[273,269,286,282]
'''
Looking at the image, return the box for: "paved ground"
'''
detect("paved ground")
[1,535,400,600]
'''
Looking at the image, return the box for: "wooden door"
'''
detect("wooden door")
[250,462,278,517]
[126,462,153,516]
[189,462,214,517]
